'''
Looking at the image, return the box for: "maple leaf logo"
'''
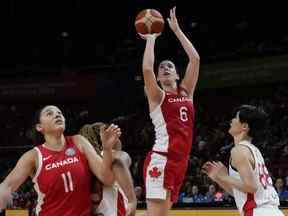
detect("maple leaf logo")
[149,167,161,179]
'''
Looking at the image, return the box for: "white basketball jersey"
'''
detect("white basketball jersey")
[95,183,128,216]
[229,140,280,215]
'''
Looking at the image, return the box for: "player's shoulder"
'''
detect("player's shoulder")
[231,144,253,160]
[179,84,193,99]
[72,134,84,141]
[69,134,87,153]
[231,144,249,153]
[18,148,37,166]
[24,148,38,158]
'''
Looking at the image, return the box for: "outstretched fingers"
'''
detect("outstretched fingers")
[201,161,222,173]
[172,6,176,20]
[201,161,213,173]
[167,6,179,33]
[107,124,121,137]
[138,33,161,40]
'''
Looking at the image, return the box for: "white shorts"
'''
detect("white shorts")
[144,152,168,200]
[242,207,284,216]
[143,151,188,202]
[95,184,127,216]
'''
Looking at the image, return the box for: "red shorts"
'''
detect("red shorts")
[143,151,188,203]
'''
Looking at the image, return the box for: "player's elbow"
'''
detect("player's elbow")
[188,49,200,61]
[189,54,200,64]
[142,66,153,75]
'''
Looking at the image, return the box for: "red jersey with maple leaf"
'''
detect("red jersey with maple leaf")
[32,136,92,216]
[150,87,195,159]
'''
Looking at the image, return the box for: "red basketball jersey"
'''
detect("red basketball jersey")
[150,87,195,159]
[33,136,92,216]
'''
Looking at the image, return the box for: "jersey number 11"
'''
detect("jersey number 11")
[61,171,74,192]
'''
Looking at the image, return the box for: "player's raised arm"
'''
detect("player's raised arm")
[136,9,165,111]
[168,7,200,98]
[140,33,163,111]
[75,124,121,186]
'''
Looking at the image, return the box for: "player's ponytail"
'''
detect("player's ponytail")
[31,107,45,145]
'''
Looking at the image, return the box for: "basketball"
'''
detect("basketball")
[135,9,164,34]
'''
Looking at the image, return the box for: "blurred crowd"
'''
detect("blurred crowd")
[1,82,288,212]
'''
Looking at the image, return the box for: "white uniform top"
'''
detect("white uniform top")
[229,140,280,215]
[95,150,130,216]
[95,183,128,216]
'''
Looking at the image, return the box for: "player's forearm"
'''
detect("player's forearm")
[1,150,34,193]
[142,37,156,73]
[101,149,114,185]
[174,29,199,61]
[0,182,12,194]
[0,181,12,210]
[113,159,137,204]
[219,175,257,194]
[214,177,234,196]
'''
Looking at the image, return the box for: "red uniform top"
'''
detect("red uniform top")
[150,87,195,159]
[33,136,92,216]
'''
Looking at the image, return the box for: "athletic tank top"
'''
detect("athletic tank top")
[33,136,92,216]
[229,140,279,214]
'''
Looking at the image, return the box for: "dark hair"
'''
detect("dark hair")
[234,105,268,142]
[31,106,46,145]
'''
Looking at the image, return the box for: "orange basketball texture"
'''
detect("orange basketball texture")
[135,9,164,34]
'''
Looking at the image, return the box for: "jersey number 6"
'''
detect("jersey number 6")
[179,106,188,122]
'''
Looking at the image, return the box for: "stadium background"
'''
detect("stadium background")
[1,0,288,215]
